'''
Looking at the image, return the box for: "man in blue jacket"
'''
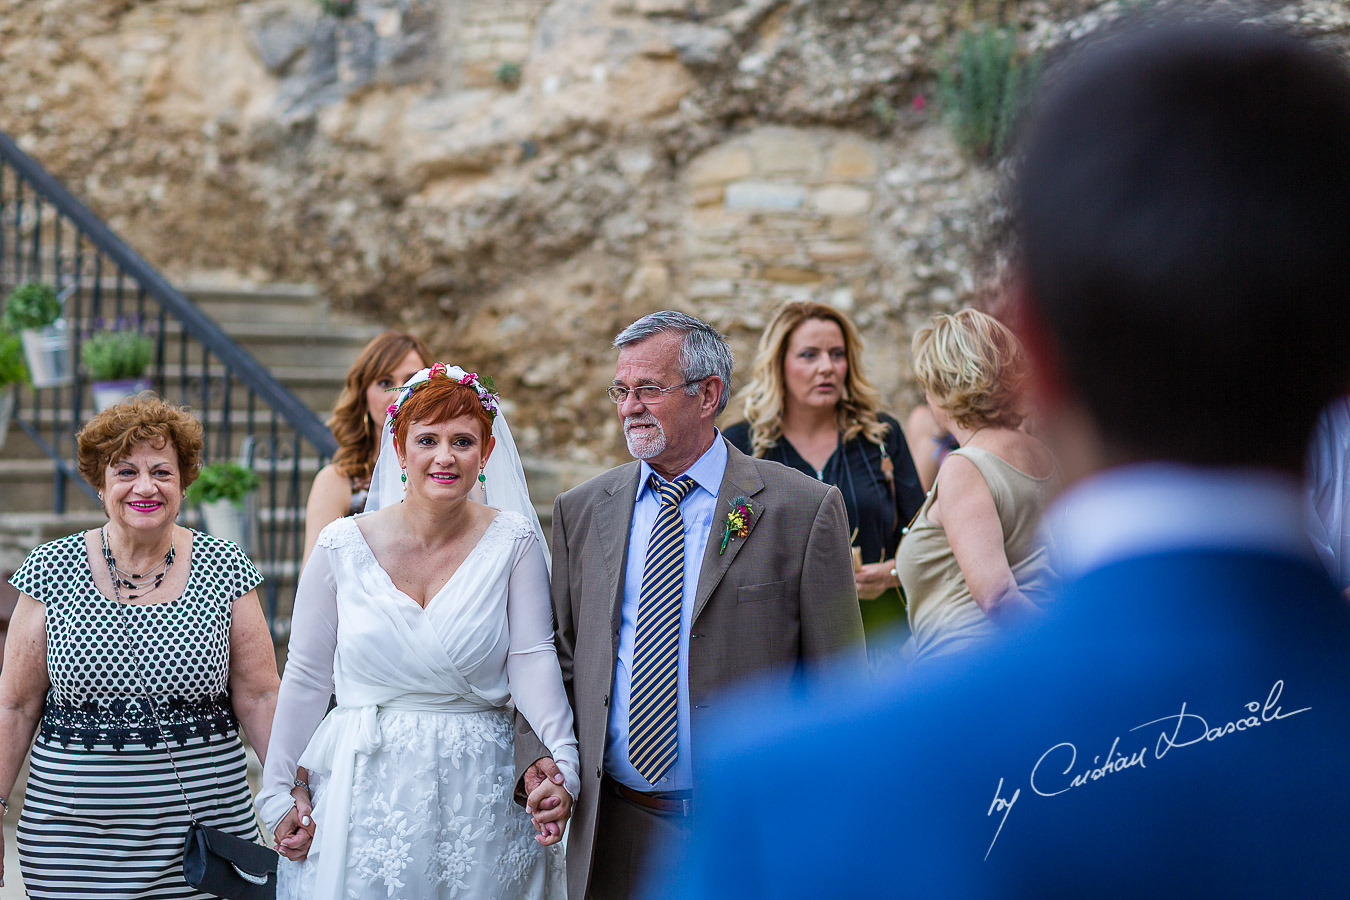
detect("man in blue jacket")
[663,18,1350,898]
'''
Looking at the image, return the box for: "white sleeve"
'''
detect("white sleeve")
[256,543,339,829]
[505,533,581,800]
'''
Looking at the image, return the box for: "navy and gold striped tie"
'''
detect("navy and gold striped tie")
[628,474,697,784]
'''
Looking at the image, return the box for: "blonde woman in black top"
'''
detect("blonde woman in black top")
[725,301,924,638]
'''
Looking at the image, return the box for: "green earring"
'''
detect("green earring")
[401,471,407,484]
[478,472,486,484]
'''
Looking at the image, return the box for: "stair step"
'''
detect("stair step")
[10,364,349,413]
[183,283,321,304]
[0,270,336,326]
[183,284,374,330]
[2,413,335,465]
[113,320,378,370]
[50,311,379,345]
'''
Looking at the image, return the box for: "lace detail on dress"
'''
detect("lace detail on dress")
[474,510,534,559]
[315,515,368,555]
[40,694,238,751]
[277,708,563,900]
[492,510,536,542]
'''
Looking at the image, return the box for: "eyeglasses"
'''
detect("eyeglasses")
[605,380,702,404]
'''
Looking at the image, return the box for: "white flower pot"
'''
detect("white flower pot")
[20,321,72,388]
[0,390,14,451]
[199,495,256,555]
[92,377,153,412]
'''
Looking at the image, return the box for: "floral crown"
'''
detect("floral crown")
[385,362,500,431]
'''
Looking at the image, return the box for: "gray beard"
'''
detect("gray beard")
[624,418,667,459]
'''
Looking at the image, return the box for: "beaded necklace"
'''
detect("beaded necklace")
[100,525,175,601]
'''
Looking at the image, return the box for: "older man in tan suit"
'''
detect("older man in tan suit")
[516,310,866,899]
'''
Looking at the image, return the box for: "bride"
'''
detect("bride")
[257,364,579,899]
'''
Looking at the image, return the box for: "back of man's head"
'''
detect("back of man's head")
[1017,20,1350,471]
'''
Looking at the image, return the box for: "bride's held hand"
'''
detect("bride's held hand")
[525,779,572,846]
[273,786,316,862]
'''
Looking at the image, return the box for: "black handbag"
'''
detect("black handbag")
[183,822,278,899]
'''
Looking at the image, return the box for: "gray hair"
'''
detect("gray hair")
[613,310,734,416]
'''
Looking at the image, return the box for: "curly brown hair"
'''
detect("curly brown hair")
[329,331,434,484]
[77,393,204,491]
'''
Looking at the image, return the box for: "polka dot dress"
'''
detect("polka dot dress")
[8,529,265,899]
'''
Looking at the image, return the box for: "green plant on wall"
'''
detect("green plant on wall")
[938,25,1039,162]
[2,282,62,332]
[495,62,522,88]
[0,329,28,386]
[82,330,153,382]
[187,461,260,508]
[317,0,356,18]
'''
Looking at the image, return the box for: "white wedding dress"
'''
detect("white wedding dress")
[257,510,580,900]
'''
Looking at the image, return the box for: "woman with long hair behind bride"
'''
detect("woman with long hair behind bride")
[258,364,578,899]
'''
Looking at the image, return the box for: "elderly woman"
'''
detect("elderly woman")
[0,395,280,897]
[899,309,1059,666]
[303,331,434,566]
[261,364,577,900]
[726,301,924,637]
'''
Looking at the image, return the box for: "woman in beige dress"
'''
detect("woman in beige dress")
[898,309,1060,666]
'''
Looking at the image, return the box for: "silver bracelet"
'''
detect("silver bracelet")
[0,794,9,815]
[292,778,311,795]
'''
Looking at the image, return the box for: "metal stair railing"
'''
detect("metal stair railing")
[0,131,337,632]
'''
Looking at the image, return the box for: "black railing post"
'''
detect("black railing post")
[13,178,25,284]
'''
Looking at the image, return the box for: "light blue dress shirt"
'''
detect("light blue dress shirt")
[605,433,728,791]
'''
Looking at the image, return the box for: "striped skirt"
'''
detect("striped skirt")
[17,730,261,899]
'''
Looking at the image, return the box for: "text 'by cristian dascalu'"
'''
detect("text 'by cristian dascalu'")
[982,680,1309,859]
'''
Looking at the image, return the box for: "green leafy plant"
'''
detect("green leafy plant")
[317,0,357,17]
[187,462,260,508]
[0,329,28,386]
[937,25,1039,162]
[495,62,522,87]
[872,95,898,127]
[2,282,62,332]
[82,329,154,381]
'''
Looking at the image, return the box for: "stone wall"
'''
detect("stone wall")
[686,129,880,323]
[4,0,1349,464]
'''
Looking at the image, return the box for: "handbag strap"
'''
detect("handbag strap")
[104,529,200,824]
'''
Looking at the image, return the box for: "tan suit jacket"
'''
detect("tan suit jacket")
[516,438,866,899]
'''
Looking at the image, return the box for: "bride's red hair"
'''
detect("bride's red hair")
[392,377,494,451]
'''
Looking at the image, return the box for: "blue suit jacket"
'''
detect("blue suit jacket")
[663,549,1350,898]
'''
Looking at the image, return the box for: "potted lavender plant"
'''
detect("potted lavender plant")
[82,328,154,410]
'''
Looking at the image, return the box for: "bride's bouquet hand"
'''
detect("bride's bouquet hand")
[525,779,572,846]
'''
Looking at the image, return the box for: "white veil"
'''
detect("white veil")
[365,365,550,573]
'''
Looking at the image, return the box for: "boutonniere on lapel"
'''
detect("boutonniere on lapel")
[719,497,754,555]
